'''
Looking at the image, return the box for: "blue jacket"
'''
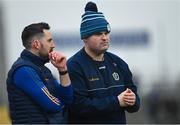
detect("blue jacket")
[6,49,73,124]
[67,48,140,124]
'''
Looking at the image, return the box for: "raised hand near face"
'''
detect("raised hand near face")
[49,51,67,71]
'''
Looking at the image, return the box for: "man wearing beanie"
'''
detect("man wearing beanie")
[67,2,140,124]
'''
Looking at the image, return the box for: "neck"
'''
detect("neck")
[23,49,49,64]
[28,49,39,57]
[84,47,104,61]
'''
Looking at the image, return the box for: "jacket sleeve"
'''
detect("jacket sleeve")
[67,61,122,115]
[54,81,73,105]
[119,61,140,113]
[13,66,64,113]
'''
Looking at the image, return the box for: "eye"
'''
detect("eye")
[94,32,109,36]
[48,38,53,43]
[94,32,102,36]
[105,32,109,35]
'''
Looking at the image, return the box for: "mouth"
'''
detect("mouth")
[49,48,54,53]
[101,42,109,46]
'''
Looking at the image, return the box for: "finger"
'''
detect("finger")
[49,52,53,59]
[124,92,135,96]
[124,99,135,104]
[49,51,56,60]
[124,99,135,105]
[125,102,135,106]
[60,57,66,62]
[54,52,65,59]
[123,94,135,100]
[52,52,63,62]
[124,100,134,106]
[126,88,132,93]
[123,96,135,100]
[56,55,65,63]
[52,55,56,61]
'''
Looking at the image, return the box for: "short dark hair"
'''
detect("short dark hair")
[21,22,50,49]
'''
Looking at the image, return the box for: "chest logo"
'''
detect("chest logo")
[112,72,119,81]
[89,77,100,82]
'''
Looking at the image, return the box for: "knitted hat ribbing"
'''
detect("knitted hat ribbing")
[80,2,111,39]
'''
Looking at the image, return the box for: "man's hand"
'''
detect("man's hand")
[49,51,67,71]
[117,88,136,107]
[49,51,71,86]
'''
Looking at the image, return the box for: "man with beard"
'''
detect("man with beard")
[67,2,140,124]
[6,22,73,124]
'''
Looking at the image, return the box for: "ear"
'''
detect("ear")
[32,40,40,49]
[83,39,87,43]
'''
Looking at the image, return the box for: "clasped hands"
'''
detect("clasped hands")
[117,88,136,107]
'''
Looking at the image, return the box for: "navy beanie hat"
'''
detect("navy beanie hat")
[80,1,111,39]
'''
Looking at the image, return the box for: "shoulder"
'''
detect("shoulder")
[67,49,85,68]
[13,66,41,86]
[105,51,128,67]
[11,58,35,72]
[105,51,132,74]
[67,48,89,74]
[8,58,34,77]
[10,58,46,80]
[14,66,38,78]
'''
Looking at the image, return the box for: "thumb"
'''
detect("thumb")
[126,88,132,93]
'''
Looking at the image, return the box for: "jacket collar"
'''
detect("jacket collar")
[20,49,49,66]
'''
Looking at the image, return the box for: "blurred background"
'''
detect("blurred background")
[0,0,180,124]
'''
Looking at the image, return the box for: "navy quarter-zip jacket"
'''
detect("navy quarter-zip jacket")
[67,48,140,124]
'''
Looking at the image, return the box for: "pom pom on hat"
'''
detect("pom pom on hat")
[85,1,98,12]
[80,1,111,39]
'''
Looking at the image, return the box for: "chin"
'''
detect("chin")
[40,54,49,60]
[99,49,107,54]
[103,47,108,51]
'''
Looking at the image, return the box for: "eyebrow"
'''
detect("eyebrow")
[48,38,53,41]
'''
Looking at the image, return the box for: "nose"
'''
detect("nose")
[51,40,55,48]
[101,33,108,40]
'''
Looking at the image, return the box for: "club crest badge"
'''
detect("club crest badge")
[112,72,119,81]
